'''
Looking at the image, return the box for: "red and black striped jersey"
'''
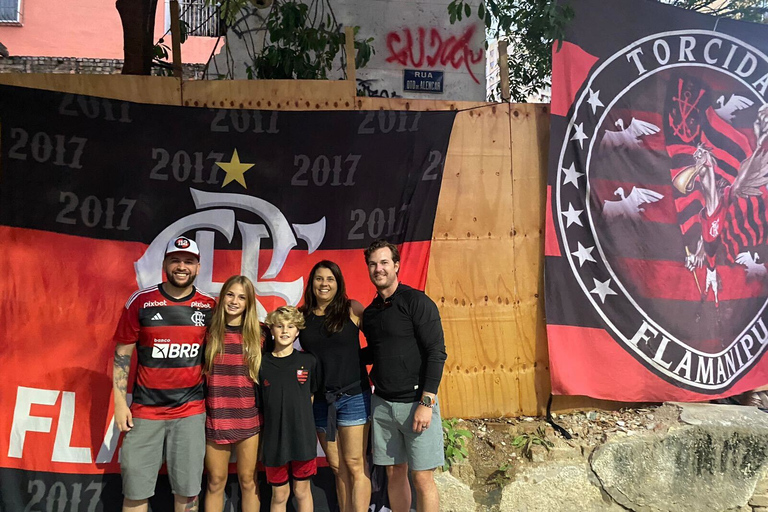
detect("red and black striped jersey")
[205,326,263,443]
[114,284,215,420]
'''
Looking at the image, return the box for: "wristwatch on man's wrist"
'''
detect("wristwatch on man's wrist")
[419,395,436,408]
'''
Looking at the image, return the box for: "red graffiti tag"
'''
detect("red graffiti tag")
[385,26,484,84]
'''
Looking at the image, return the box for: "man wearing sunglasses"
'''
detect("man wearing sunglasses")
[362,239,447,512]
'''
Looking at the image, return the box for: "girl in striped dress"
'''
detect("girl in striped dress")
[203,275,264,512]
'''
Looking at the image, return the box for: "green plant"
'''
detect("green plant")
[512,426,554,461]
[152,20,190,76]
[214,0,374,80]
[447,0,767,102]
[487,461,514,487]
[442,418,473,471]
[448,0,573,102]
[251,1,373,79]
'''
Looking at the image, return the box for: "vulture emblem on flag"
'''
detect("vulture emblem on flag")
[601,118,661,149]
[555,29,768,393]
[602,187,664,220]
[676,105,768,307]
[715,94,755,123]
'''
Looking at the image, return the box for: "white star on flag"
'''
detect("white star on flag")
[562,163,584,189]
[571,122,589,149]
[561,203,583,228]
[571,242,596,267]
[587,89,604,115]
[590,278,617,303]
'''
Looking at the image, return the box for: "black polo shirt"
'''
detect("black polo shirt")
[362,283,447,403]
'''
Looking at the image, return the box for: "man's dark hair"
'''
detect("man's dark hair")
[364,239,400,264]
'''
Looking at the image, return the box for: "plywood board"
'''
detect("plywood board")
[425,103,553,417]
[356,97,487,112]
[181,79,357,110]
[434,105,513,243]
[0,74,181,104]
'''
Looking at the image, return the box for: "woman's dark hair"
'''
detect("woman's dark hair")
[299,260,351,334]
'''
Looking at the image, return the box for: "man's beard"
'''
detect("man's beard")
[373,271,395,290]
[166,270,196,288]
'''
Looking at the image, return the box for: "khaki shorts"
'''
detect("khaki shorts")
[371,394,444,471]
[120,413,206,500]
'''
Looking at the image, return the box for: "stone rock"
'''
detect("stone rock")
[754,472,768,494]
[499,462,625,511]
[590,403,768,512]
[449,460,476,486]
[435,470,476,512]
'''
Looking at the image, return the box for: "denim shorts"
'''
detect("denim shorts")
[314,390,371,432]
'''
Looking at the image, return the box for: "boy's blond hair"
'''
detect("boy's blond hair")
[265,305,306,330]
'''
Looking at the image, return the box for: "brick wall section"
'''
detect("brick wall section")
[0,56,206,79]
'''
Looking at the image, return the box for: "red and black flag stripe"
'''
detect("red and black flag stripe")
[0,84,456,510]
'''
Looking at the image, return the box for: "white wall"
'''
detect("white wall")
[208,0,486,101]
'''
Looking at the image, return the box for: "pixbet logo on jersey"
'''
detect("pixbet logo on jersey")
[134,189,326,318]
[556,30,768,393]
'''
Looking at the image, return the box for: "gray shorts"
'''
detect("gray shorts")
[120,413,206,500]
[371,394,445,471]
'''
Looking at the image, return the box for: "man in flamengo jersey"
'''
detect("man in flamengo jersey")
[112,236,215,512]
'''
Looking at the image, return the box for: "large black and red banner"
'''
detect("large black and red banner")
[546,0,768,401]
[0,84,455,510]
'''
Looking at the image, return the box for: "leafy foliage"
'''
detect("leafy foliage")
[511,426,554,460]
[487,461,514,487]
[448,0,767,102]
[152,21,190,76]
[215,0,374,80]
[663,0,767,22]
[448,0,573,102]
[442,418,473,470]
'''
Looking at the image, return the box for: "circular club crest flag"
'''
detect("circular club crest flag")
[545,0,768,401]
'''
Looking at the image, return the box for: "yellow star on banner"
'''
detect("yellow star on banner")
[216,149,255,189]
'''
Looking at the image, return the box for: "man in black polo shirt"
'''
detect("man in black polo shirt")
[362,240,447,512]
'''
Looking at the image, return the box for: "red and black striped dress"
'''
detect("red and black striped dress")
[205,325,263,443]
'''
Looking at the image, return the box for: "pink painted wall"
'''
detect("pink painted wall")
[0,0,218,64]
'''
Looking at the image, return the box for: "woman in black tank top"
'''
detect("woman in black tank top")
[299,260,371,512]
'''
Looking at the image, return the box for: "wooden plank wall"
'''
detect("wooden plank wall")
[0,74,626,417]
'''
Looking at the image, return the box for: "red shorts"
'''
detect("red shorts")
[264,459,317,486]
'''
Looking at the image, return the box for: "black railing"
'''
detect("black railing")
[180,0,220,37]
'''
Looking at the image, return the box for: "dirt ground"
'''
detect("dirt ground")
[446,405,682,506]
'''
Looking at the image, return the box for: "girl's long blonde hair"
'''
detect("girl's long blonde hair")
[204,275,262,382]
